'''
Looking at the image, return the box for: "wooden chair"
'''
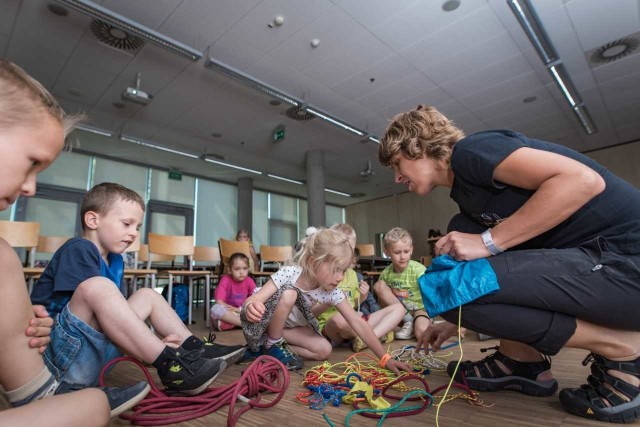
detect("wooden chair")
[356,244,375,257]
[25,236,71,290]
[148,233,211,326]
[255,245,292,284]
[138,243,173,288]
[0,220,40,293]
[123,238,158,297]
[218,238,253,275]
[193,246,221,326]
[420,255,433,267]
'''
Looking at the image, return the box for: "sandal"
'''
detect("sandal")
[559,353,640,423]
[447,346,558,396]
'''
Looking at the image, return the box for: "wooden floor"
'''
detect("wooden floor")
[99,306,606,427]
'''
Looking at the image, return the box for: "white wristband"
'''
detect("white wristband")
[481,229,504,256]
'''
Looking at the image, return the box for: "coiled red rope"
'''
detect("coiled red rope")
[99,355,290,426]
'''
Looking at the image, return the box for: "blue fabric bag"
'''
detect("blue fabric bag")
[418,255,500,318]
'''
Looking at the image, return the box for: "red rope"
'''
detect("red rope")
[99,355,290,426]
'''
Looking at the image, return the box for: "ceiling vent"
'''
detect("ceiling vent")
[90,19,145,51]
[285,105,315,121]
[587,32,640,66]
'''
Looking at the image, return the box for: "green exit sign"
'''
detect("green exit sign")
[168,171,182,181]
[273,125,286,142]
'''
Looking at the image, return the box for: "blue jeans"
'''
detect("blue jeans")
[44,305,122,387]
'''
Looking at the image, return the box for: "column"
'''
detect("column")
[306,149,325,227]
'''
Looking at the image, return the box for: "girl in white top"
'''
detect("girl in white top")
[241,228,411,375]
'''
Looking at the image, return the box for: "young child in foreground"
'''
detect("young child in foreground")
[240,227,412,375]
[31,183,245,396]
[210,252,256,331]
[318,223,405,353]
[373,227,430,340]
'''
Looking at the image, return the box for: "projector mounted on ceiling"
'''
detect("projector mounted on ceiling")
[122,72,153,105]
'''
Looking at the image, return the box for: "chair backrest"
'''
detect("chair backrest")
[259,245,292,270]
[420,255,433,267]
[37,236,69,254]
[356,244,375,257]
[218,238,252,274]
[0,220,40,267]
[139,244,175,263]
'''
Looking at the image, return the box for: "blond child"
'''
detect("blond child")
[318,223,405,353]
[241,228,412,375]
[210,252,256,331]
[373,227,429,340]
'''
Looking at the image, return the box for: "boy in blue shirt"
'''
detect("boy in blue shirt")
[32,182,243,395]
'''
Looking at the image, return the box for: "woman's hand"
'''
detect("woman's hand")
[244,300,265,323]
[384,359,413,376]
[415,320,458,354]
[26,305,54,354]
[434,231,490,261]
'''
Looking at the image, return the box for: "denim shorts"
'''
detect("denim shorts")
[44,305,122,387]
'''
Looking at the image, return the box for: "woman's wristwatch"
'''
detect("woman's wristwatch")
[481,229,505,256]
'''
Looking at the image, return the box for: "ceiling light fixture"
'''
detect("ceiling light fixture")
[266,173,304,185]
[202,157,262,175]
[508,0,597,135]
[55,0,202,60]
[120,135,199,158]
[325,188,351,197]
[204,49,375,140]
[75,124,113,137]
[368,136,380,144]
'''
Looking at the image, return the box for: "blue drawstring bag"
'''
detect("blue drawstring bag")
[418,255,500,318]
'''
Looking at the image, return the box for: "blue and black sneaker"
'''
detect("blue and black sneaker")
[55,381,151,417]
[240,346,264,364]
[264,338,304,371]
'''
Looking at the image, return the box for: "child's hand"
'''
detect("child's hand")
[26,305,53,354]
[384,358,413,376]
[358,281,369,300]
[245,300,265,323]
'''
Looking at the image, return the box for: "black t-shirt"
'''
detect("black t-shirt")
[449,130,640,254]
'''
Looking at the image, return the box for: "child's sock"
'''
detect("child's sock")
[180,335,204,351]
[5,367,59,406]
[264,336,282,349]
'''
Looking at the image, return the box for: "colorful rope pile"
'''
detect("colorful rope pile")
[99,355,289,426]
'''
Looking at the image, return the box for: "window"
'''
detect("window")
[195,179,237,246]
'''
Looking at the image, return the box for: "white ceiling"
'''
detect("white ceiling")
[2,0,640,206]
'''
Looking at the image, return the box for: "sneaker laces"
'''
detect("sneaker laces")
[204,332,217,346]
[173,348,204,376]
[277,340,298,361]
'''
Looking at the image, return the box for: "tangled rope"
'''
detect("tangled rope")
[99,355,289,426]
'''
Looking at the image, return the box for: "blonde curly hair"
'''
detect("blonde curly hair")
[378,105,465,167]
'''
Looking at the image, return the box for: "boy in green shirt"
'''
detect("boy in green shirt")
[374,227,429,340]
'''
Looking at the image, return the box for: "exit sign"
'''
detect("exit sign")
[273,125,286,142]
[168,171,182,181]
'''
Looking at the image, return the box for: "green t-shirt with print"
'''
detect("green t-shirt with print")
[317,268,360,330]
[379,260,426,311]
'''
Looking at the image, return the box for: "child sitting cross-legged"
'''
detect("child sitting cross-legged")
[318,223,405,353]
[240,227,412,376]
[31,183,245,396]
[210,252,256,331]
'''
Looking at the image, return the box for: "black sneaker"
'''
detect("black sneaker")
[156,348,227,395]
[55,381,151,417]
[197,333,245,365]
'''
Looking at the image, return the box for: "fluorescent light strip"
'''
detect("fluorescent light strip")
[120,135,199,159]
[368,136,380,144]
[56,0,202,60]
[203,157,262,175]
[305,107,365,136]
[549,65,579,107]
[266,173,304,185]
[507,0,558,64]
[325,188,351,197]
[572,105,597,135]
[75,124,113,137]
[204,56,298,106]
